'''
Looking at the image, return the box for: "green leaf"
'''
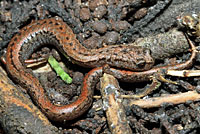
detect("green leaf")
[48,55,72,84]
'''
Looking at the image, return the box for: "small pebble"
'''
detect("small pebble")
[93,5,107,19]
[112,21,131,32]
[73,72,84,85]
[134,8,148,20]
[93,21,107,34]
[89,0,108,11]
[103,31,119,45]
[80,7,91,21]
[41,47,50,54]
[120,7,128,19]
[52,49,61,61]
[0,11,12,22]
[83,35,104,49]
[36,5,49,19]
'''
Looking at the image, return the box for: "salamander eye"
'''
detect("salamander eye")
[136,60,145,68]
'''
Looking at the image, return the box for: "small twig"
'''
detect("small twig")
[167,69,200,77]
[100,73,132,134]
[155,71,178,85]
[126,91,200,108]
[25,57,47,68]
[93,95,101,99]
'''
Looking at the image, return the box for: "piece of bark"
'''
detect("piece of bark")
[124,91,200,108]
[100,73,132,134]
[0,66,59,134]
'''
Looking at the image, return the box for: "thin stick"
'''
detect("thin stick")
[126,91,200,108]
